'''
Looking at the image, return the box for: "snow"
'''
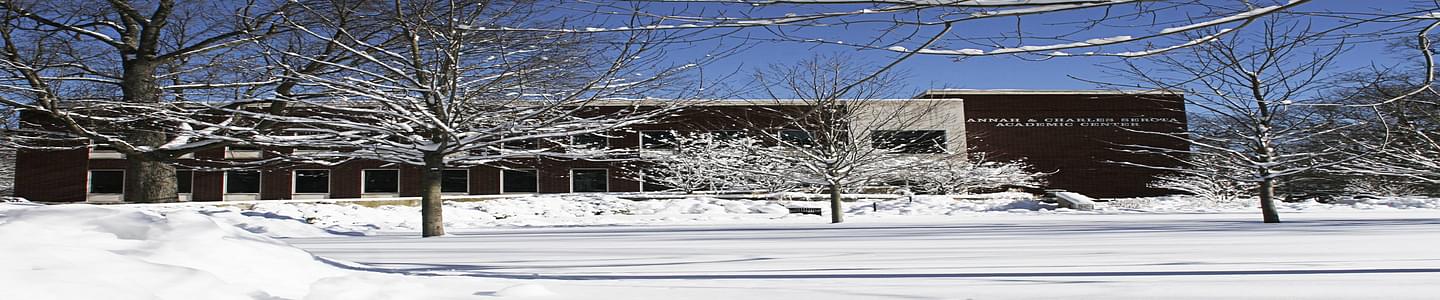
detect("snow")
[0,203,538,300]
[6,193,1440,299]
[288,210,1440,300]
[117,193,1440,238]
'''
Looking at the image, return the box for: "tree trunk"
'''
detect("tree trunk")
[420,152,446,237]
[119,59,180,203]
[1258,178,1280,223]
[123,157,178,203]
[829,183,843,224]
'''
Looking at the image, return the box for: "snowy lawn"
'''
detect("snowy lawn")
[5,195,1440,299]
[287,211,1440,299]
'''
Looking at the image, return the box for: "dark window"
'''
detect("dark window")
[228,145,261,151]
[503,139,538,150]
[442,170,469,193]
[641,131,676,149]
[642,173,672,192]
[502,169,538,193]
[176,170,193,194]
[571,169,608,193]
[710,130,744,141]
[572,133,609,149]
[226,171,261,194]
[89,170,124,194]
[780,130,815,146]
[872,130,947,154]
[294,170,330,194]
[363,170,400,193]
[93,145,117,151]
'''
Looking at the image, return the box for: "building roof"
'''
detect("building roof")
[915,89,1180,98]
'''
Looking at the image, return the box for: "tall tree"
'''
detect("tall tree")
[244,0,712,237]
[1111,18,1354,223]
[0,0,298,202]
[733,54,965,223]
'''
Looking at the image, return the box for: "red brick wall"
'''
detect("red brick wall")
[929,93,1188,197]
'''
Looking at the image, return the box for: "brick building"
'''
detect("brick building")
[13,90,1185,202]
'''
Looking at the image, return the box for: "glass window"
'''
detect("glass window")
[503,139,538,150]
[642,173,672,192]
[176,170,193,194]
[226,170,261,194]
[294,170,330,194]
[442,170,468,193]
[228,145,261,151]
[502,169,538,193]
[363,169,399,193]
[572,133,609,149]
[89,170,124,194]
[640,131,676,149]
[872,130,947,154]
[779,130,815,146]
[571,169,608,193]
[710,130,744,141]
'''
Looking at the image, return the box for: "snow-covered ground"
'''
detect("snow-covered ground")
[4,194,1439,299]
[134,193,1440,237]
[293,211,1440,300]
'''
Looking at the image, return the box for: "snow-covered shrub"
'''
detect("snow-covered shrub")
[1148,172,1255,205]
[636,132,800,193]
[1342,177,1422,197]
[885,154,1047,195]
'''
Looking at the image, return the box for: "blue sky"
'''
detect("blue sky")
[657,1,1431,97]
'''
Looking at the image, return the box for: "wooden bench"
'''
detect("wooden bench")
[787,207,823,215]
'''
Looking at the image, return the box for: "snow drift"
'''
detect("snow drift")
[0,204,530,300]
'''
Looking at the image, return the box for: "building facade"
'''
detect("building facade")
[919,90,1188,197]
[13,90,1184,202]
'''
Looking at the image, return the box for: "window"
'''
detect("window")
[640,131,676,149]
[176,170,193,194]
[641,173,672,192]
[226,145,263,159]
[89,145,123,159]
[710,130,744,141]
[779,130,815,147]
[571,169,608,193]
[442,169,469,193]
[293,170,330,194]
[501,169,538,193]
[226,170,261,194]
[89,170,124,194]
[503,139,538,150]
[572,133,609,149]
[872,130,947,154]
[363,169,400,194]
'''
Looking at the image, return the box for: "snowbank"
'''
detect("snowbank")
[128,193,1440,238]
[0,204,531,300]
[1103,195,1440,212]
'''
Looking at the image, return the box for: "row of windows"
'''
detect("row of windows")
[87,168,613,196]
[88,130,944,158]
[639,130,947,154]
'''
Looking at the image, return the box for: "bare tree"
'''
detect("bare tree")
[238,0,713,237]
[0,0,306,202]
[1111,18,1354,223]
[509,1,1308,59]
[1323,62,1440,193]
[726,55,964,223]
[0,104,12,196]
